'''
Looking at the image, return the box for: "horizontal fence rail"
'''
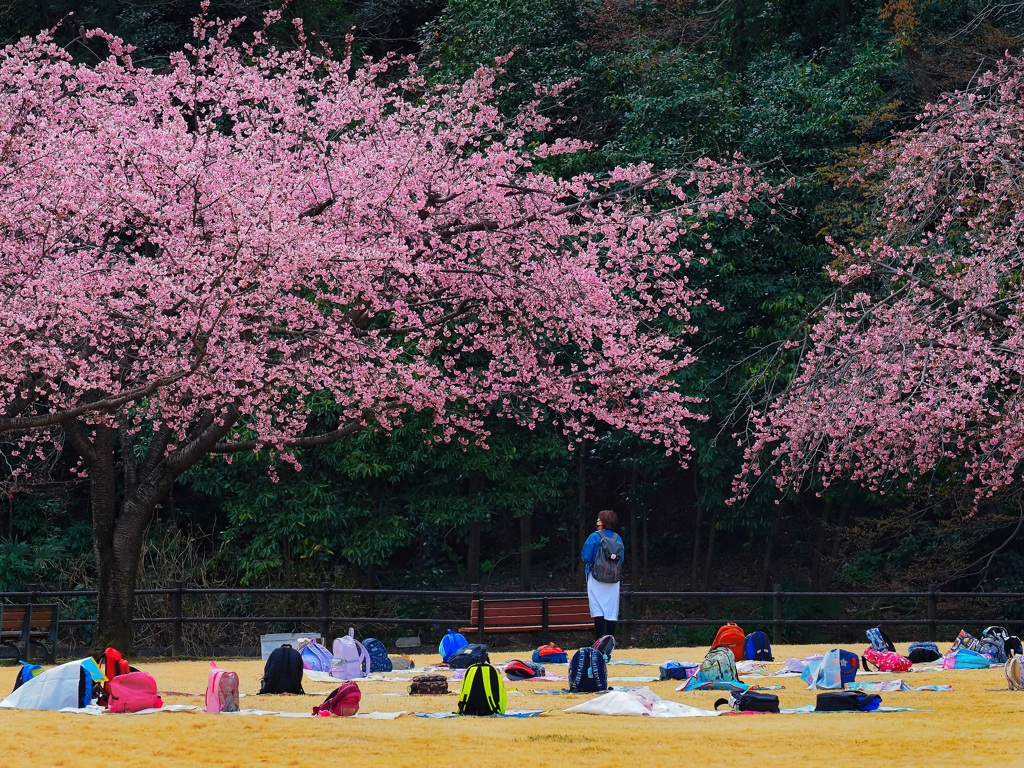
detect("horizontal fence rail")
[2,583,1023,659]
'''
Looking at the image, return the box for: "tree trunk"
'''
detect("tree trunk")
[629,458,639,591]
[700,508,719,592]
[520,515,532,591]
[67,410,238,652]
[577,444,588,588]
[759,506,783,592]
[811,499,832,590]
[690,469,703,590]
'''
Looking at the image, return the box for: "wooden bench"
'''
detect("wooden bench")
[0,604,59,663]
[460,597,592,642]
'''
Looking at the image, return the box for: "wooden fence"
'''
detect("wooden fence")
[3,583,1023,658]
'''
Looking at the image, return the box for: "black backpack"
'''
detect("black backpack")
[447,643,489,669]
[815,691,881,712]
[259,645,305,694]
[714,690,780,713]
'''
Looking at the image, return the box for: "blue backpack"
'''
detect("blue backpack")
[569,647,607,693]
[532,644,568,664]
[439,630,469,663]
[12,661,42,692]
[743,631,774,661]
[363,637,393,673]
[907,642,942,663]
[866,627,896,653]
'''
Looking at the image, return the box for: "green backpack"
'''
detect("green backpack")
[457,663,507,716]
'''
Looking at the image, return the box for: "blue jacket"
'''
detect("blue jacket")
[581,530,624,578]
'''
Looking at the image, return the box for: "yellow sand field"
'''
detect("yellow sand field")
[0,644,1015,767]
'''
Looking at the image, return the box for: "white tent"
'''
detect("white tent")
[0,659,97,711]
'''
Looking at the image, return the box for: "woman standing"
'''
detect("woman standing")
[581,509,625,639]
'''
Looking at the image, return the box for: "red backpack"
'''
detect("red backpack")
[96,647,132,706]
[712,623,747,662]
[312,681,361,716]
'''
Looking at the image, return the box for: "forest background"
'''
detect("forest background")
[2,0,1022,646]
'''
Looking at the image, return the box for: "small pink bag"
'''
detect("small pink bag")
[108,671,163,713]
[862,648,912,673]
[205,661,240,713]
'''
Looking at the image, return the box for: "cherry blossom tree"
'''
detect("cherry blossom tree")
[736,52,1024,507]
[0,12,780,648]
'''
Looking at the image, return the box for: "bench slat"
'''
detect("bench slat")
[462,597,594,636]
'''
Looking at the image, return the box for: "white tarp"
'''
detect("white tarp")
[564,688,722,718]
[1,660,90,711]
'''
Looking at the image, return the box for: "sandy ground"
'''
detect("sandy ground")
[0,643,1016,767]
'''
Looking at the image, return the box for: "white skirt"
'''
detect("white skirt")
[587,574,620,620]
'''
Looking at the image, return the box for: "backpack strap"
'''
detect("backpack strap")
[861,654,875,672]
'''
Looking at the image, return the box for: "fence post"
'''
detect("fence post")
[773,583,783,645]
[927,584,938,643]
[472,584,485,644]
[541,596,550,644]
[621,582,631,642]
[171,581,183,659]
[320,582,332,644]
[26,583,38,662]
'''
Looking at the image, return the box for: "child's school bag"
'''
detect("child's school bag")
[409,674,449,695]
[12,661,42,692]
[862,648,912,673]
[697,646,737,684]
[300,639,335,673]
[743,631,774,662]
[1006,635,1023,658]
[331,628,371,680]
[815,691,881,712]
[712,623,746,662]
[714,690,780,713]
[439,630,469,663]
[312,681,361,716]
[907,642,942,664]
[362,637,393,673]
[109,671,163,713]
[504,660,545,680]
[1005,656,1024,690]
[533,644,568,664]
[980,626,1010,663]
[950,629,981,654]
[865,626,896,653]
[205,662,240,713]
[803,649,857,689]
[447,643,489,669]
[569,647,608,693]
[94,647,133,706]
[659,661,699,681]
[943,648,991,669]
[593,634,615,661]
[457,662,507,716]
[259,645,305,694]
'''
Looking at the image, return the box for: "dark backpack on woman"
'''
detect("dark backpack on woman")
[259,645,304,694]
[591,533,623,583]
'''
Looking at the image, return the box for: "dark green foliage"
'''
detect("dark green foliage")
[4,0,1024,604]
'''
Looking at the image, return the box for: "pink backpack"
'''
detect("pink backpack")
[862,648,912,673]
[205,661,240,713]
[312,681,361,716]
[108,671,163,713]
